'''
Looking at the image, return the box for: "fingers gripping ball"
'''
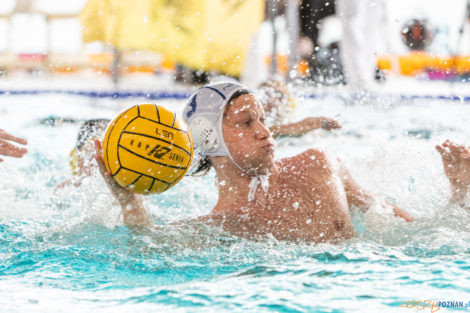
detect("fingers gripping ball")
[102,104,193,194]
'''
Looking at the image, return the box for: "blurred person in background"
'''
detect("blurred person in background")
[336,0,383,91]
[258,79,341,137]
[298,0,342,84]
[299,0,336,54]
[0,129,27,162]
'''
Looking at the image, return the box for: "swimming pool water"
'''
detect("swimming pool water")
[0,92,469,312]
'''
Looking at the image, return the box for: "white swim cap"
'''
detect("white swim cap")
[183,82,251,157]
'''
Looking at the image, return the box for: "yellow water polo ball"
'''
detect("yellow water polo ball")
[102,104,193,194]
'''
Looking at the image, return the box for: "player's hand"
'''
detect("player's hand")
[319,117,341,131]
[94,140,137,204]
[436,140,470,187]
[0,129,28,162]
[95,140,150,226]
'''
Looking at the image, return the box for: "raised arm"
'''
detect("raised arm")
[436,140,470,207]
[94,140,151,226]
[338,159,414,222]
[0,129,28,162]
[270,117,341,138]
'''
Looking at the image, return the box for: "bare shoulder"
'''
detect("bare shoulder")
[282,148,330,166]
[279,148,338,175]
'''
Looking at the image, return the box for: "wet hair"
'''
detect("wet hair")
[190,89,252,176]
[76,118,111,150]
[190,156,213,177]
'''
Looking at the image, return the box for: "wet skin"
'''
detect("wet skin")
[436,140,470,207]
[206,94,383,243]
[95,94,413,243]
[0,129,27,162]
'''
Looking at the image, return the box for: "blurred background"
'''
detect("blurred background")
[0,0,469,92]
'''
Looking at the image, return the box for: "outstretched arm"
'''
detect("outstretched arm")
[270,117,341,138]
[338,159,414,222]
[436,140,470,207]
[0,129,28,162]
[94,140,151,226]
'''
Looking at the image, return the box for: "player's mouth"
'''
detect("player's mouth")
[262,143,274,152]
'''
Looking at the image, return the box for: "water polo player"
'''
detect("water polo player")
[257,79,341,138]
[57,119,110,188]
[95,82,413,243]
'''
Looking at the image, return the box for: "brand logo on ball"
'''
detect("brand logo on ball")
[156,128,173,140]
[147,144,171,159]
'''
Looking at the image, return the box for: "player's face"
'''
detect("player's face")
[222,94,275,175]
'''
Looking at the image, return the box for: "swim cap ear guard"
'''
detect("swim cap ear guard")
[183,82,251,157]
[188,115,220,153]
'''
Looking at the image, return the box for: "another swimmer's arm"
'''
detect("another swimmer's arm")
[0,129,28,162]
[54,177,82,192]
[94,140,151,227]
[270,117,340,138]
[338,160,414,222]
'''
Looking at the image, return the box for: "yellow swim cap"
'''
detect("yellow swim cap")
[288,96,296,113]
[69,147,81,176]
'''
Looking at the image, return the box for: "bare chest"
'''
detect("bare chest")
[245,172,354,242]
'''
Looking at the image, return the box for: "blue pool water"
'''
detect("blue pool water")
[0,92,469,312]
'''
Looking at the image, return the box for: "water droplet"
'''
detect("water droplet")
[293,202,299,209]
[306,219,312,224]
[219,180,226,186]
[315,200,321,205]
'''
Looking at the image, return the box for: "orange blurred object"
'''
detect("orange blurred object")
[51,66,78,74]
[265,54,311,76]
[377,52,470,76]
[124,65,156,74]
[160,55,176,71]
